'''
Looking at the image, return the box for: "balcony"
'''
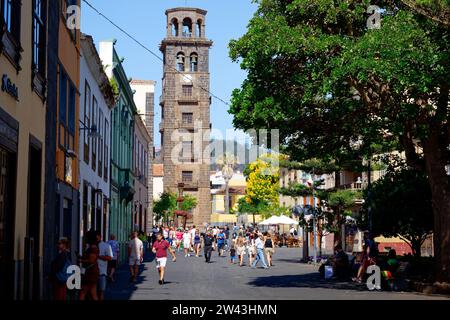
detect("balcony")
[181,180,199,190]
[119,169,135,203]
[341,182,368,191]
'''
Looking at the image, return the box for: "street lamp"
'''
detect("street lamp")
[307,170,318,265]
[222,164,234,215]
[217,153,237,215]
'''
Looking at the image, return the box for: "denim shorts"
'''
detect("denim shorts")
[98,275,107,291]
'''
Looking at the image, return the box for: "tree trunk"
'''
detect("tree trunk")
[225,181,230,215]
[303,228,309,259]
[423,130,450,283]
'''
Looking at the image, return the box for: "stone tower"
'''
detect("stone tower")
[160,8,213,226]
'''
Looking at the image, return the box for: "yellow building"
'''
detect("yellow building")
[0,0,48,299]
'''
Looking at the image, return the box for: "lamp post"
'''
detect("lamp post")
[222,165,234,215]
[308,170,318,265]
[367,159,373,239]
[312,172,318,265]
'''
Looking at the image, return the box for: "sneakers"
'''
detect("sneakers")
[158,279,164,285]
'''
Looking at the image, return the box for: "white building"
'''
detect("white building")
[130,80,156,232]
[79,34,115,250]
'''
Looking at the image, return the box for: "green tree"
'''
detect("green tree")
[323,190,361,247]
[153,192,177,225]
[360,167,434,257]
[229,0,450,282]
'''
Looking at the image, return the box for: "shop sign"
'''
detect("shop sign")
[1,74,19,100]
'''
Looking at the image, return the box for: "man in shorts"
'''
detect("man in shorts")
[128,232,144,283]
[152,233,177,285]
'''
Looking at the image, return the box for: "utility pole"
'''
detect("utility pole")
[312,169,318,265]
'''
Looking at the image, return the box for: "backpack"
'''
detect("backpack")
[293,230,298,236]
[56,256,71,283]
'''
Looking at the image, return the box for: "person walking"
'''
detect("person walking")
[203,230,215,263]
[96,231,113,300]
[168,227,175,248]
[264,232,275,267]
[252,233,269,269]
[79,231,100,300]
[217,229,226,257]
[236,235,246,267]
[49,238,71,300]
[247,233,256,267]
[183,229,192,257]
[190,226,197,252]
[175,228,184,252]
[193,231,202,257]
[107,234,120,282]
[128,231,144,283]
[152,233,177,285]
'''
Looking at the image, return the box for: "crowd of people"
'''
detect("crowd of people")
[48,223,279,300]
[48,225,408,300]
[149,224,277,270]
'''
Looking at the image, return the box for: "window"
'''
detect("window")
[58,67,76,152]
[190,53,198,72]
[182,18,192,37]
[182,140,194,162]
[176,52,185,72]
[182,85,193,97]
[91,96,97,171]
[196,20,202,37]
[98,110,103,177]
[32,0,47,79]
[1,0,21,66]
[83,81,91,164]
[104,119,109,182]
[171,18,178,37]
[59,70,67,147]
[182,171,193,183]
[182,113,193,125]
[82,182,88,239]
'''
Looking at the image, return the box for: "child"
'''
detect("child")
[230,245,237,264]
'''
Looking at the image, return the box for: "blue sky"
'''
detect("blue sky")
[81,0,258,147]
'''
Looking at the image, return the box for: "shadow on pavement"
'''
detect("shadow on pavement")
[247,273,368,291]
[105,251,156,300]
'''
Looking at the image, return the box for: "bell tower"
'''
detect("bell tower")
[160,8,213,226]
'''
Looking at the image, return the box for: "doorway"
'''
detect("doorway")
[24,139,42,300]
[0,145,17,299]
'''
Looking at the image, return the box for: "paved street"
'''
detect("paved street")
[106,248,449,300]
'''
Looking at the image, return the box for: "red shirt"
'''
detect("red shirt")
[153,240,170,258]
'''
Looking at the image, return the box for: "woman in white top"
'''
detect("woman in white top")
[183,230,192,257]
[247,233,256,267]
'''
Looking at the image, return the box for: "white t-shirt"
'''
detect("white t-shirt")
[190,228,196,242]
[129,238,144,260]
[183,233,191,244]
[98,241,113,276]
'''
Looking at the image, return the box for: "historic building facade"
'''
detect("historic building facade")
[99,40,136,251]
[130,80,155,233]
[160,8,212,226]
[79,34,115,251]
[0,0,49,300]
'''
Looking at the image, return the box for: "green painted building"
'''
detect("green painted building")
[99,40,136,254]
